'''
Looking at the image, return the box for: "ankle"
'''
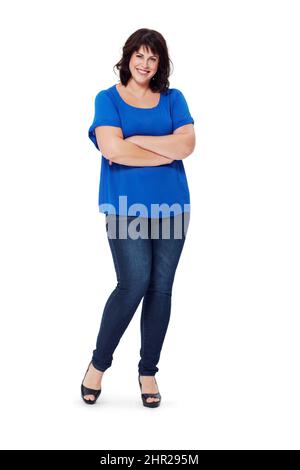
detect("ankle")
[90,363,104,375]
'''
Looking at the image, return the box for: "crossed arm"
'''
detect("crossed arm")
[95,124,195,167]
[125,124,195,160]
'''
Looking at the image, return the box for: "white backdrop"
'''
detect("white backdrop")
[0,0,299,450]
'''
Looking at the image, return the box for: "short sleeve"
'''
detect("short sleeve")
[171,89,194,132]
[88,90,122,150]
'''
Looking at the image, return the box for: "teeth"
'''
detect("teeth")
[137,69,149,75]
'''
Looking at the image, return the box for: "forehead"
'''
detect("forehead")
[137,45,158,57]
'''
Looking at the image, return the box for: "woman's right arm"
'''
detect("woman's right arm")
[95,126,173,167]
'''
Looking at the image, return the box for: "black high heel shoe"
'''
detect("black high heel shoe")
[81,361,102,405]
[138,375,161,408]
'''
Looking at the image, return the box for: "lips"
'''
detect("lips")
[137,68,150,74]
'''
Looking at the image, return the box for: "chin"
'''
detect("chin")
[136,76,150,82]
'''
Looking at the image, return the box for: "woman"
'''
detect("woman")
[82,28,195,407]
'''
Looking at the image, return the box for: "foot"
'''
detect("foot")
[82,362,104,402]
[139,375,160,404]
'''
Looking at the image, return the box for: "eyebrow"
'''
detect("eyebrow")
[136,52,158,58]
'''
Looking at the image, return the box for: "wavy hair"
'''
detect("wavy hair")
[113,28,173,93]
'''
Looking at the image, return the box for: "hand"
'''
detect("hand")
[109,160,113,166]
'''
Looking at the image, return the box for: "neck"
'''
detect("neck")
[124,78,150,97]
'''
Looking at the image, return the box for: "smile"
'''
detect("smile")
[136,68,150,75]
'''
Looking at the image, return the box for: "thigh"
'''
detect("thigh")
[148,212,190,289]
[105,214,152,285]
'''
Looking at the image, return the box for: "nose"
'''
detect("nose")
[141,60,151,69]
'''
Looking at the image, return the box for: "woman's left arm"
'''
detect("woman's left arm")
[125,124,196,160]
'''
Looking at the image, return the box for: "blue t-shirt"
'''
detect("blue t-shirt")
[88,83,194,218]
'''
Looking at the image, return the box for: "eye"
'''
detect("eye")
[136,54,157,61]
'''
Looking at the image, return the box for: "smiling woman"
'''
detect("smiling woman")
[113,28,170,93]
[83,27,196,408]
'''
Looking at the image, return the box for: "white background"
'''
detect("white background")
[0,0,299,450]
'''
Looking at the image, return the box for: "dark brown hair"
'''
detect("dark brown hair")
[113,28,173,93]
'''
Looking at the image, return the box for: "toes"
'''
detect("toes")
[84,394,95,401]
[146,397,159,403]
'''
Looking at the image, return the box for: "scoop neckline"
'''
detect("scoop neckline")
[114,83,161,110]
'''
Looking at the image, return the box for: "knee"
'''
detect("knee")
[146,279,173,296]
[117,273,151,296]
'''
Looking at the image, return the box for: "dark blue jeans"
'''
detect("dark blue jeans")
[91,212,190,376]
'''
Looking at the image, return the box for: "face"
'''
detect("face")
[128,45,159,84]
